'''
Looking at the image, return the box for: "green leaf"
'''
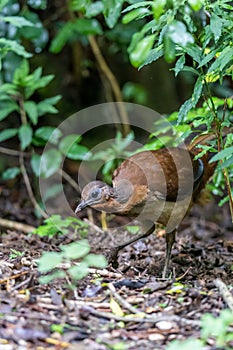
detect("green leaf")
[60,240,90,259]
[210,146,233,162]
[68,262,89,280]
[152,0,167,19]
[210,13,222,42]
[130,34,155,68]
[18,124,33,150]
[13,59,30,84]
[122,2,154,13]
[84,254,107,268]
[2,167,21,180]
[24,74,55,99]
[126,225,140,234]
[0,83,18,95]
[37,252,63,273]
[37,95,61,116]
[178,98,194,124]
[0,0,9,11]
[59,134,90,160]
[167,339,204,350]
[59,134,81,153]
[140,45,163,67]
[49,22,76,53]
[50,19,102,53]
[208,46,233,73]
[163,33,176,63]
[2,16,33,28]
[0,99,19,121]
[24,101,38,125]
[40,149,62,178]
[34,126,62,144]
[0,128,18,142]
[30,153,41,177]
[122,8,151,24]
[191,75,203,105]
[39,270,66,284]
[198,48,219,68]
[173,55,185,76]
[219,155,233,169]
[74,18,103,35]
[188,0,203,11]
[85,1,104,17]
[103,0,124,28]
[166,21,194,46]
[0,39,32,58]
[184,43,202,64]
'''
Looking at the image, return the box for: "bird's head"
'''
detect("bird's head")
[75,181,116,213]
[75,179,134,214]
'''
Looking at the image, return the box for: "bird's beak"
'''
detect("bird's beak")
[75,200,89,214]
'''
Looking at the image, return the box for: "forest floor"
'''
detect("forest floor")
[0,185,233,350]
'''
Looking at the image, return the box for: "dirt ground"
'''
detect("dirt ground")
[0,185,233,350]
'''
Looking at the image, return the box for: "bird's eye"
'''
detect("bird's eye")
[90,188,101,199]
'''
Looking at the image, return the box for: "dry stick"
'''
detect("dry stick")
[0,270,29,284]
[0,218,35,234]
[0,146,29,157]
[57,168,80,192]
[83,218,106,235]
[88,35,130,136]
[214,278,233,312]
[108,282,141,315]
[87,306,200,326]
[19,153,48,219]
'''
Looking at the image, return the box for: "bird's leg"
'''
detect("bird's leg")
[108,224,155,268]
[162,229,177,279]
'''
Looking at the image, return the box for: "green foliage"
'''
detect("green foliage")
[38,238,107,284]
[9,248,25,259]
[167,339,204,350]
[167,309,233,350]
[90,131,134,183]
[35,215,107,284]
[122,0,233,119]
[50,18,103,53]
[0,1,90,207]
[0,0,232,229]
[32,214,88,237]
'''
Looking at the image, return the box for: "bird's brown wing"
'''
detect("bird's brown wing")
[113,147,203,202]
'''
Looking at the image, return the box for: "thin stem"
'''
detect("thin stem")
[88,35,130,136]
[0,146,29,157]
[19,153,48,219]
[57,168,80,192]
[18,95,27,125]
[204,79,233,221]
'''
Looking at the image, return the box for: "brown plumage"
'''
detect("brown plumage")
[75,136,217,277]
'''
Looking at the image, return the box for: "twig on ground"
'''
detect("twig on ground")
[86,306,201,326]
[83,218,106,235]
[0,270,29,285]
[214,278,233,311]
[176,267,193,281]
[108,282,141,314]
[0,218,35,234]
